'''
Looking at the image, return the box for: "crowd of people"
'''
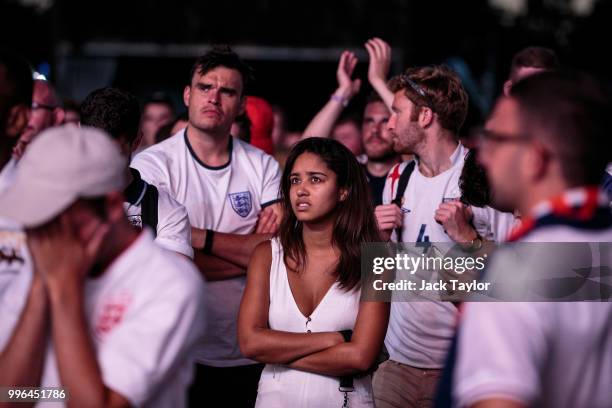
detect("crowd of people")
[1,39,611,408]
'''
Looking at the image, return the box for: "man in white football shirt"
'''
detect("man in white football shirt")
[131,45,282,407]
[80,86,194,259]
[0,125,206,407]
[372,66,513,407]
[452,72,612,408]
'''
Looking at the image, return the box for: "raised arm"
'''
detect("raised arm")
[302,51,361,139]
[238,241,345,364]
[287,300,390,376]
[365,37,394,110]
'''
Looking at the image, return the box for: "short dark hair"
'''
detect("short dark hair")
[389,65,469,134]
[509,47,559,82]
[510,71,612,186]
[189,45,253,96]
[80,87,141,145]
[0,49,33,127]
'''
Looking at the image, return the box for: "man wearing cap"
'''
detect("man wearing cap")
[0,125,206,408]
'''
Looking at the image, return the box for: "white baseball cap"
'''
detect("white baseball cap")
[0,124,127,228]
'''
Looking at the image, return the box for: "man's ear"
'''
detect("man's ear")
[524,141,551,182]
[183,85,191,108]
[5,104,30,138]
[419,107,434,128]
[503,80,513,97]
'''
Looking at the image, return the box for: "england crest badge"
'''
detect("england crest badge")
[229,191,252,217]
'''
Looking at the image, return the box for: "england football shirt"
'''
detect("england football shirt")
[131,129,281,367]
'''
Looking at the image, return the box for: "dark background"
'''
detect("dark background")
[1,0,610,131]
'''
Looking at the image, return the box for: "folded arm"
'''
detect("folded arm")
[238,241,344,364]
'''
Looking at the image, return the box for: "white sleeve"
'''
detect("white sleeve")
[130,152,170,191]
[155,191,194,259]
[492,210,520,243]
[260,154,282,207]
[98,263,206,406]
[471,207,518,243]
[453,302,551,407]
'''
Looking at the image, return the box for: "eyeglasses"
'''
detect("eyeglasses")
[31,102,57,111]
[402,75,436,111]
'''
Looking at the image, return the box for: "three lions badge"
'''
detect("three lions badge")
[229,191,252,217]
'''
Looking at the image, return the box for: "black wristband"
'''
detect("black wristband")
[339,329,353,342]
[202,229,215,255]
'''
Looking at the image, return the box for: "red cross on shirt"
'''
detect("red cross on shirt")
[388,164,401,198]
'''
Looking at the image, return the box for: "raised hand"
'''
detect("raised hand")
[335,51,362,101]
[365,37,391,87]
[364,37,394,109]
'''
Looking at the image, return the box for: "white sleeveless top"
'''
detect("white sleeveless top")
[255,238,375,408]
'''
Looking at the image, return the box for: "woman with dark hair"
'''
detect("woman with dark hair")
[238,137,389,407]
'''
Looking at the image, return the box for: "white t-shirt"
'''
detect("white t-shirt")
[454,225,612,408]
[123,168,193,259]
[131,130,282,367]
[0,157,17,194]
[0,230,206,408]
[381,144,466,368]
[0,216,32,352]
[381,145,515,368]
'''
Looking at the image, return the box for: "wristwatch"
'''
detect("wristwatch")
[462,234,483,252]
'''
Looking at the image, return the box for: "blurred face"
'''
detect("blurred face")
[332,122,362,156]
[387,91,423,155]
[289,152,345,224]
[478,97,531,213]
[184,66,244,135]
[362,101,394,161]
[140,103,173,146]
[21,81,62,145]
